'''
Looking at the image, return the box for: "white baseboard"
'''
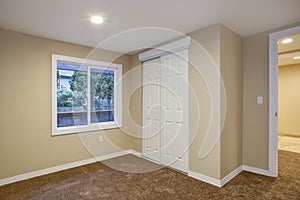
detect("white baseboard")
[188,166,243,188]
[0,150,272,188]
[242,165,270,176]
[220,166,243,186]
[126,149,142,157]
[188,171,222,187]
[0,150,134,187]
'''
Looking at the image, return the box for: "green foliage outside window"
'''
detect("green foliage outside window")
[57,69,114,112]
[90,72,114,111]
[57,90,73,107]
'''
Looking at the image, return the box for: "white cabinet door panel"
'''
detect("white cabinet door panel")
[160,49,189,173]
[142,58,161,162]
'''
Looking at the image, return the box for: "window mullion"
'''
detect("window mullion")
[87,66,91,126]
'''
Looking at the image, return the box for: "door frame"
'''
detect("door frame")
[269,25,300,177]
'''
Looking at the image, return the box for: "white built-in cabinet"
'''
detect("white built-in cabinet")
[139,37,190,173]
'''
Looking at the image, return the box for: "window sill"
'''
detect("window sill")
[52,122,121,136]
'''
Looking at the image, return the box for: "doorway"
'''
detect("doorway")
[277,34,300,154]
[269,25,300,177]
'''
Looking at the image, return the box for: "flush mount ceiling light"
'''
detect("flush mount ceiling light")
[281,38,293,44]
[293,56,300,60]
[90,15,104,24]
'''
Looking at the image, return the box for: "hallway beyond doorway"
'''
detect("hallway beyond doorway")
[278,135,300,154]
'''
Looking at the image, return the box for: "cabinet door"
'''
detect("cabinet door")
[142,58,161,162]
[160,49,189,172]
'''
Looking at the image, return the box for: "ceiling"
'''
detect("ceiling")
[0,0,300,54]
[278,34,300,66]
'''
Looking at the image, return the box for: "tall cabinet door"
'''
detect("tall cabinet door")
[160,49,189,172]
[142,58,161,162]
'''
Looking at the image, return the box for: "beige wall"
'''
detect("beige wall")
[278,64,300,135]
[128,53,143,152]
[243,22,300,169]
[188,25,221,179]
[0,28,136,179]
[243,31,270,169]
[189,24,243,180]
[220,26,243,178]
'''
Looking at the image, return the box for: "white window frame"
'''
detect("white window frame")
[52,54,122,136]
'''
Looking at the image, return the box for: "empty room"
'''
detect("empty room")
[0,0,300,199]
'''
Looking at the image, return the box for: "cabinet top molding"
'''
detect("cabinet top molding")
[138,37,191,62]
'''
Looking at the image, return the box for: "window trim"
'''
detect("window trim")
[52,54,122,136]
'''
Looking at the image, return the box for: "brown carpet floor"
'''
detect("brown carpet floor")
[0,150,299,200]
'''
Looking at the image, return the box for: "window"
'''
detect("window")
[52,54,122,135]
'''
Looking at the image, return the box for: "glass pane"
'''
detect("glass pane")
[90,68,114,123]
[57,61,88,127]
